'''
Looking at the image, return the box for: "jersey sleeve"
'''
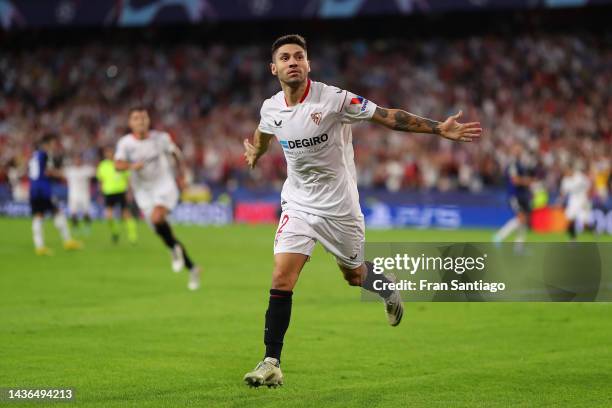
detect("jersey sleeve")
[337,90,377,124]
[114,138,129,162]
[581,175,591,190]
[160,132,176,154]
[560,178,570,195]
[257,100,276,135]
[85,165,96,178]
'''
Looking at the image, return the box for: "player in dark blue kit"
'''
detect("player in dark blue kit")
[493,144,534,247]
[29,133,82,255]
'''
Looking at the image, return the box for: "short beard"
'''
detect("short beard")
[281,76,305,89]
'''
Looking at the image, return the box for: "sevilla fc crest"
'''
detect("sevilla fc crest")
[311,112,322,126]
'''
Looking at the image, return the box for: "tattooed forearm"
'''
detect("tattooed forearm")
[372,107,442,135]
[372,106,482,142]
[375,107,388,118]
[392,110,441,134]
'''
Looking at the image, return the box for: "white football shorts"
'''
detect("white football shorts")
[68,194,91,214]
[565,200,591,224]
[134,180,179,220]
[273,209,365,269]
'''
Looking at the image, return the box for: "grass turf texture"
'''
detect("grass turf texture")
[1,217,611,407]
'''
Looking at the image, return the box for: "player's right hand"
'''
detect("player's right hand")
[243,139,259,169]
[131,161,144,170]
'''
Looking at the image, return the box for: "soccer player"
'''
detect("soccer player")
[64,153,95,234]
[96,146,138,244]
[560,163,592,241]
[242,34,482,387]
[493,144,534,247]
[114,107,201,291]
[28,133,82,255]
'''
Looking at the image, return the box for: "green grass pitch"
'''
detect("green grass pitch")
[1,217,611,407]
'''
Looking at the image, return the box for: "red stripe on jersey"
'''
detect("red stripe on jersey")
[284,79,311,107]
[299,79,311,103]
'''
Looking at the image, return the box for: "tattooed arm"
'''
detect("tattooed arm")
[370,107,482,142]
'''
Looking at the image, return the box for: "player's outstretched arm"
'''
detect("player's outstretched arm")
[46,167,64,178]
[114,160,143,171]
[169,145,188,190]
[370,107,482,142]
[244,129,274,169]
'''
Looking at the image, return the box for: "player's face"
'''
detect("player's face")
[128,110,150,135]
[42,139,58,153]
[271,44,310,86]
[511,144,523,159]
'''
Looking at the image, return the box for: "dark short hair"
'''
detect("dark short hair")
[98,146,112,159]
[271,34,307,60]
[128,105,149,116]
[40,132,58,145]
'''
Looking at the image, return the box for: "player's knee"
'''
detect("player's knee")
[150,213,163,225]
[271,273,293,291]
[343,270,362,287]
[270,266,291,290]
[150,207,167,225]
[271,265,297,291]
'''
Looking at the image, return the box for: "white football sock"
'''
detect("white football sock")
[32,217,44,248]
[495,218,520,241]
[54,213,71,241]
[515,224,527,244]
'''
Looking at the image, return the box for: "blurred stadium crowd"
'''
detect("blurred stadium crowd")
[0,32,610,201]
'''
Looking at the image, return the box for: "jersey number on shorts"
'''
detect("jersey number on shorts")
[277,214,289,234]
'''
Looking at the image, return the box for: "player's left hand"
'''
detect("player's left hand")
[438,111,482,142]
[176,175,187,191]
[243,139,259,169]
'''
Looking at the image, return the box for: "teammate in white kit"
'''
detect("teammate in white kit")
[64,154,95,233]
[560,163,592,241]
[242,35,482,387]
[114,107,201,291]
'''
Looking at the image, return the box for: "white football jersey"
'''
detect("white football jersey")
[64,165,95,198]
[561,171,591,207]
[258,80,377,219]
[114,130,176,190]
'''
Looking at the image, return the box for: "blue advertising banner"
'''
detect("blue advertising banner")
[2,189,611,231]
[362,202,513,229]
[0,201,233,226]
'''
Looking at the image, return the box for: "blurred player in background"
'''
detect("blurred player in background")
[242,34,482,387]
[590,154,610,206]
[28,133,82,255]
[560,162,592,241]
[493,144,534,248]
[64,153,95,234]
[114,107,201,291]
[97,146,138,244]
